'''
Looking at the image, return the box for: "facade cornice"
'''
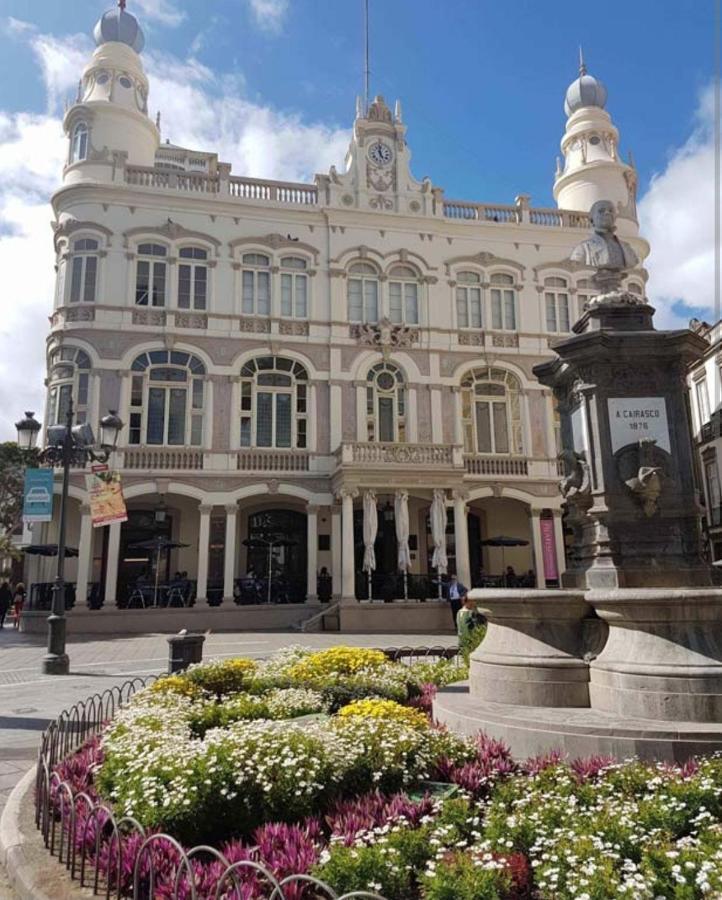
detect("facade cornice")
[123,221,222,252]
[228,233,320,262]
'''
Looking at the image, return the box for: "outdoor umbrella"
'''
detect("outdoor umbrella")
[430,489,448,600]
[242,537,296,604]
[129,537,189,607]
[394,490,412,600]
[362,490,378,600]
[24,544,79,557]
[479,535,529,583]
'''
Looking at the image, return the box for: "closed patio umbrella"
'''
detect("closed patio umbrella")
[430,489,448,600]
[394,490,412,600]
[362,490,378,600]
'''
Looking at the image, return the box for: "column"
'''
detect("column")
[75,505,94,607]
[553,509,567,581]
[452,490,471,587]
[407,386,418,443]
[223,503,238,603]
[306,504,319,602]
[196,504,212,603]
[330,382,343,451]
[530,509,545,588]
[103,521,121,607]
[331,503,342,600]
[340,488,358,601]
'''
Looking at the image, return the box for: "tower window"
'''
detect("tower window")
[118,76,133,89]
[69,238,99,303]
[70,123,89,164]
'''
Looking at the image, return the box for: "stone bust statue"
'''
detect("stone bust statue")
[570,200,639,270]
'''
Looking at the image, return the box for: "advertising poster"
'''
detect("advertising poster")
[540,516,559,581]
[87,465,128,528]
[22,468,54,523]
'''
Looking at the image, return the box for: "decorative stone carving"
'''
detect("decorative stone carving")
[132,309,166,326]
[559,450,591,501]
[369,194,394,211]
[268,479,280,494]
[351,316,419,354]
[458,331,484,346]
[239,317,271,334]
[491,333,519,348]
[176,313,207,329]
[63,307,96,323]
[279,320,310,336]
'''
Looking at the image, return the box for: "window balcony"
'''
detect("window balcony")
[463,454,563,480]
[121,447,205,470]
[335,441,463,470]
[236,449,310,472]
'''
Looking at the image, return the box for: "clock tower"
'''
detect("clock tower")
[318,95,438,216]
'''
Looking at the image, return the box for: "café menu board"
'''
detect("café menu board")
[608,397,671,453]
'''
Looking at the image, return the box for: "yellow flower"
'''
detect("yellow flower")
[149,675,201,698]
[336,698,429,730]
[288,646,388,682]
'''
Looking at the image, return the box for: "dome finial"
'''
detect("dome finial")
[578,45,587,76]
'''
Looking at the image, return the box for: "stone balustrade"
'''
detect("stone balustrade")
[336,441,458,467]
[123,164,589,227]
[121,447,205,470]
[236,449,310,472]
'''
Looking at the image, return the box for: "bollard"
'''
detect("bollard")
[167,632,205,674]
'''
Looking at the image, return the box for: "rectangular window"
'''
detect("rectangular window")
[697,380,711,426]
[178,264,192,309]
[364,280,378,323]
[70,258,83,303]
[348,279,363,321]
[194,266,207,310]
[706,460,721,509]
[491,289,515,330]
[545,294,557,331]
[469,288,482,328]
[147,388,165,444]
[559,294,570,332]
[129,412,142,445]
[77,373,89,406]
[136,261,150,305]
[281,273,292,316]
[152,263,166,307]
[242,271,255,314]
[378,396,394,441]
[295,274,307,317]
[168,389,186,445]
[493,401,509,453]
[242,270,269,315]
[256,393,273,446]
[456,288,468,328]
[276,394,292,448]
[475,402,492,453]
[405,283,418,324]
[84,257,97,303]
[389,282,402,323]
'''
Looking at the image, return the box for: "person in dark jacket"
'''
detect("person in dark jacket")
[444,574,468,627]
[0,581,11,628]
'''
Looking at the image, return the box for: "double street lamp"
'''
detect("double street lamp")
[15,402,123,675]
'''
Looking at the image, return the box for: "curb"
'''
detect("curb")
[0,766,55,900]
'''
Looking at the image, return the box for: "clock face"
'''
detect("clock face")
[368,141,393,167]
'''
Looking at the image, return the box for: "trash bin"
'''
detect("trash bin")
[167,632,205,674]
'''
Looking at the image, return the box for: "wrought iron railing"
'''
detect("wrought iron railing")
[354,572,445,602]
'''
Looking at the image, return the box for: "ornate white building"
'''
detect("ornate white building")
[28,4,650,632]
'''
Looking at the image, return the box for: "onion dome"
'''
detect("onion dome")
[564,48,607,116]
[93,2,145,54]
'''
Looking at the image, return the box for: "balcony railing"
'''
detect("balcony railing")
[464,455,529,477]
[122,447,204,470]
[336,442,460,467]
[236,449,310,472]
[123,164,589,227]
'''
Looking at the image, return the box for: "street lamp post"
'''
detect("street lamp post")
[15,402,123,675]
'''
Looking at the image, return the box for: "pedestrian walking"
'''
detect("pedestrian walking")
[0,580,11,628]
[444,574,467,627]
[12,582,26,630]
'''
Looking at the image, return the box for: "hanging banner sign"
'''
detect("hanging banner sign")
[87,465,128,528]
[22,468,54,523]
[540,516,559,581]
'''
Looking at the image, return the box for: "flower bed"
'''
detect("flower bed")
[47,647,722,899]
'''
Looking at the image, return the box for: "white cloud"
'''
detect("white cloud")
[247,0,289,34]
[0,24,348,439]
[133,0,186,28]
[638,84,719,329]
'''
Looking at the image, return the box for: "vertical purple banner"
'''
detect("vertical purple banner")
[540,517,558,581]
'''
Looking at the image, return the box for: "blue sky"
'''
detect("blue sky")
[0,0,715,205]
[0,0,718,437]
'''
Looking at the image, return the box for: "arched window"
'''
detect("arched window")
[48,347,92,425]
[128,350,205,446]
[135,243,167,307]
[366,362,405,442]
[348,262,379,324]
[69,238,99,303]
[178,246,208,310]
[70,123,89,163]
[489,273,517,331]
[461,367,523,455]
[241,253,271,315]
[544,276,571,333]
[239,356,308,449]
[456,271,482,329]
[280,256,308,318]
[388,265,419,325]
